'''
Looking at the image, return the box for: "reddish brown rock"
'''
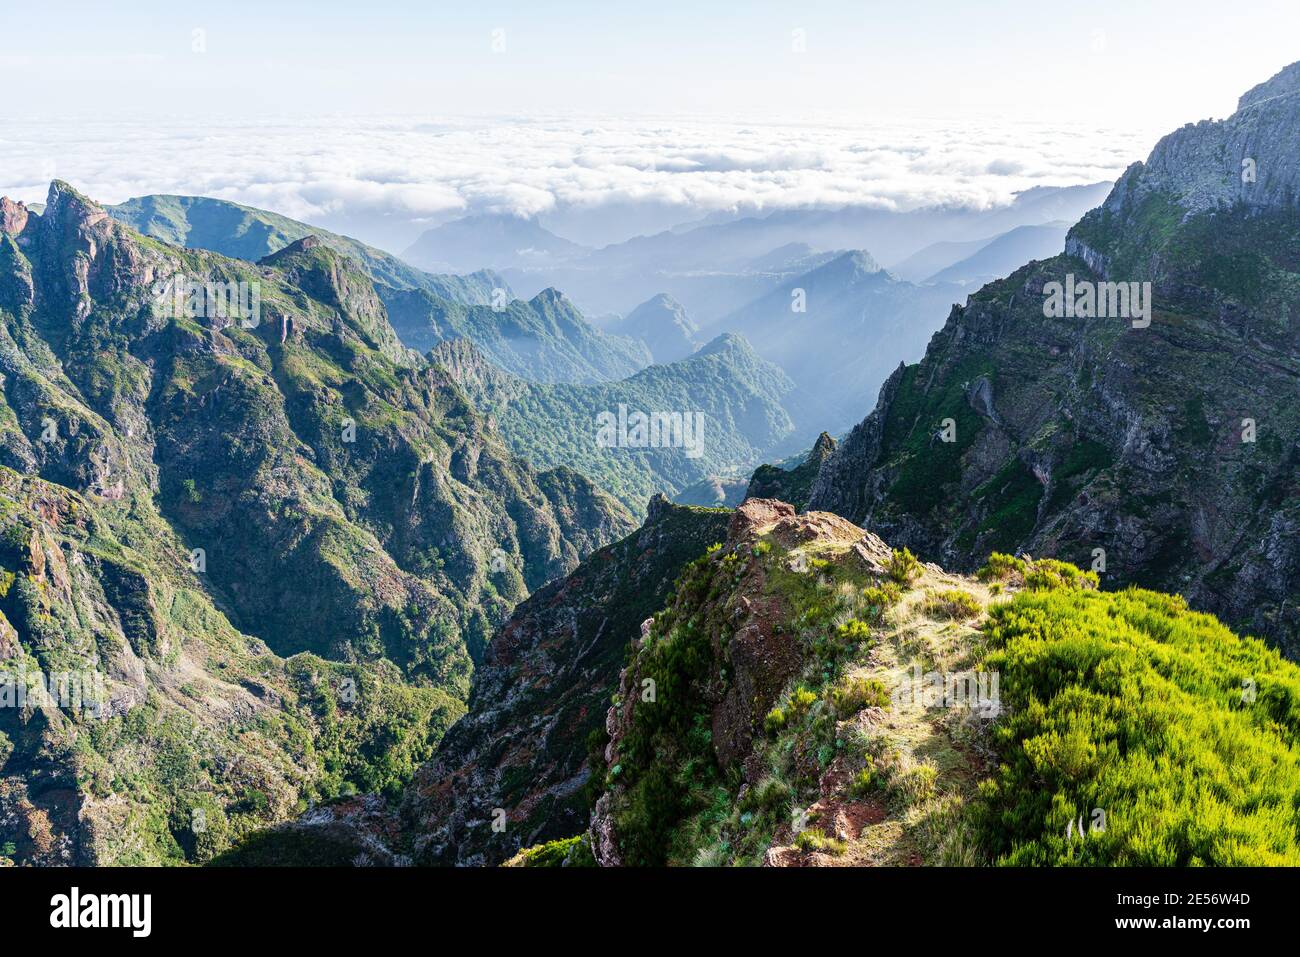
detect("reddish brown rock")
[0,196,28,236]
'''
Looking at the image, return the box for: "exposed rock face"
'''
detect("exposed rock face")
[1100,60,1300,219]
[0,181,633,864]
[809,64,1300,654]
[403,497,730,865]
[590,498,877,866]
[746,431,838,509]
[0,197,28,237]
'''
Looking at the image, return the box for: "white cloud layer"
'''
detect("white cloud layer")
[0,114,1164,250]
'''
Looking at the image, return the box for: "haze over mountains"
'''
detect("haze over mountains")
[4,43,1299,876]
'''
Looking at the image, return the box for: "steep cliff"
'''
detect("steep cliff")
[585,499,1300,866]
[403,495,730,865]
[809,63,1300,654]
[0,182,633,864]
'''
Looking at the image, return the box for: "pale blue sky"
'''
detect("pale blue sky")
[3,2,1296,250]
[5,1,1297,124]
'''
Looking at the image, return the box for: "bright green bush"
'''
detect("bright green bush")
[975,582,1300,865]
[1023,558,1099,591]
[794,827,846,855]
[977,552,1026,582]
[886,547,923,584]
[861,582,903,613]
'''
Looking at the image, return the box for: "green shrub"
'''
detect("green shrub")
[1023,558,1098,591]
[787,686,817,721]
[511,834,596,867]
[977,552,1026,582]
[794,827,846,855]
[849,757,885,797]
[886,547,922,584]
[763,707,786,735]
[829,676,891,718]
[974,584,1300,865]
[921,589,983,620]
[861,582,902,615]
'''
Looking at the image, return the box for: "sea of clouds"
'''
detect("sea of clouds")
[0,114,1163,250]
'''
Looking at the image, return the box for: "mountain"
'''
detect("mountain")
[611,293,700,364]
[809,62,1300,655]
[108,193,505,305]
[711,250,960,435]
[498,183,1112,322]
[0,182,634,865]
[745,431,837,509]
[671,475,748,508]
[429,333,800,512]
[109,195,653,386]
[402,495,731,865]
[585,498,1300,866]
[386,286,651,384]
[888,235,991,283]
[402,213,588,274]
[924,222,1069,286]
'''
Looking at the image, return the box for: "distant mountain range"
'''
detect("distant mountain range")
[431,333,799,512]
[109,194,652,386]
[893,222,1070,286]
[709,249,960,435]
[810,62,1300,653]
[385,286,651,384]
[409,183,1111,323]
[402,212,587,274]
[109,193,505,305]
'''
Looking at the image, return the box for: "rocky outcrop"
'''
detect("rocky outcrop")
[808,64,1300,655]
[0,197,28,237]
[590,498,902,866]
[403,497,730,865]
[1113,60,1300,216]
[746,431,838,509]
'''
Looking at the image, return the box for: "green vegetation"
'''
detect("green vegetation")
[921,589,983,621]
[794,827,846,855]
[886,547,922,584]
[505,834,597,867]
[597,505,1300,867]
[431,335,796,513]
[974,580,1300,865]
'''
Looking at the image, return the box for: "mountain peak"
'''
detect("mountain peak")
[43,180,110,232]
[0,196,29,236]
[1237,59,1300,112]
[821,248,883,278]
[809,431,837,463]
[695,331,753,357]
[1085,59,1300,219]
[529,287,575,311]
[257,234,325,265]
